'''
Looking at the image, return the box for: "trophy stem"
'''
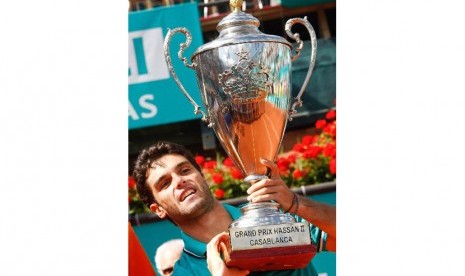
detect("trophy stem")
[235,175,298,227]
[243,174,268,183]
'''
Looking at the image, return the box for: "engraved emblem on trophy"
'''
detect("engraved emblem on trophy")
[218,50,271,124]
[164,0,318,271]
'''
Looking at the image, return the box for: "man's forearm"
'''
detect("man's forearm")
[295,195,336,245]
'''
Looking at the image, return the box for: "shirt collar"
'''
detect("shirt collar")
[181,204,241,258]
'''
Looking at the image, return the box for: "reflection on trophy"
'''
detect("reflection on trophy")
[164,0,318,271]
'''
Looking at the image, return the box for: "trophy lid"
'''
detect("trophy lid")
[192,0,291,59]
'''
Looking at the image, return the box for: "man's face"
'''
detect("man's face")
[146,154,214,222]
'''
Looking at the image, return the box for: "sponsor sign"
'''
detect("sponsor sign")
[128,3,204,129]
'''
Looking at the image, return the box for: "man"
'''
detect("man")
[133,141,336,275]
[155,239,184,276]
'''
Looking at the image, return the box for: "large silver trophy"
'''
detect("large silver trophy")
[164,0,317,271]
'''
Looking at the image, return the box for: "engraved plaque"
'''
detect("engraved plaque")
[229,223,311,250]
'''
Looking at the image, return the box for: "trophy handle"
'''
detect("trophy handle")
[284,16,318,121]
[163,28,210,125]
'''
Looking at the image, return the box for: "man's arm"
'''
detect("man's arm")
[246,158,336,252]
[296,195,336,251]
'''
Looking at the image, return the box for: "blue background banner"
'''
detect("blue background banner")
[128,3,204,129]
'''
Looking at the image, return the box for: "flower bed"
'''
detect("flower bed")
[129,108,336,215]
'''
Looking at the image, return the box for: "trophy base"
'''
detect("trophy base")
[223,243,316,271]
[226,201,317,271]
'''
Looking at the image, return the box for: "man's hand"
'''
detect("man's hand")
[246,158,295,213]
[247,158,336,251]
[206,232,249,276]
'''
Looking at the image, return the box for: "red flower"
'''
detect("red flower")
[329,158,336,175]
[230,167,243,180]
[128,176,136,189]
[223,157,235,167]
[214,189,225,199]
[325,109,336,120]
[203,160,217,170]
[195,155,205,167]
[302,145,323,159]
[315,119,327,129]
[301,135,315,145]
[323,122,336,137]
[212,173,224,185]
[323,143,336,158]
[293,169,305,179]
[292,143,305,153]
[287,154,298,163]
[277,157,291,172]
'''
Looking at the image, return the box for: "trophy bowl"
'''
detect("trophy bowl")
[164,0,318,271]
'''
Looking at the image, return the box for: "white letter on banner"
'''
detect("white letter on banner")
[139,94,158,118]
[128,100,140,120]
[128,27,169,84]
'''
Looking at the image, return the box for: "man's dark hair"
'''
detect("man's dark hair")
[132,141,202,208]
